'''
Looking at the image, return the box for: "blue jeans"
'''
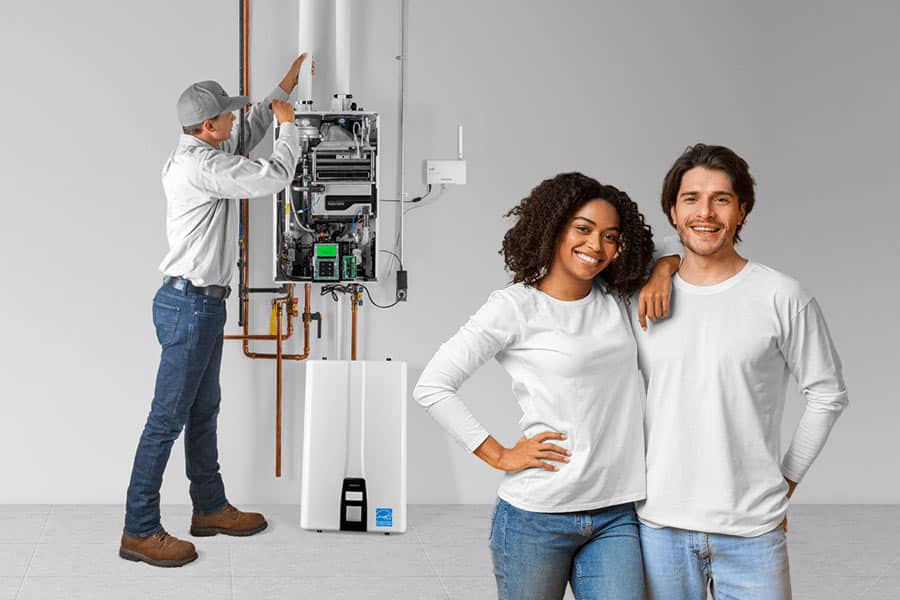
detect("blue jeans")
[124,284,229,537]
[640,523,791,600]
[489,498,645,600]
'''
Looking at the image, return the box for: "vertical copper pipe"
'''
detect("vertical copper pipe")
[286,284,296,338]
[242,0,250,89]
[275,301,283,477]
[232,0,313,478]
[241,199,250,353]
[304,283,311,352]
[240,0,252,353]
[300,283,311,357]
[350,285,358,360]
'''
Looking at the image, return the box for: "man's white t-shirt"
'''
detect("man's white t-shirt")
[632,262,848,536]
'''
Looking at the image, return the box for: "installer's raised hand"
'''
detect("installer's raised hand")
[279,53,310,93]
[271,100,295,125]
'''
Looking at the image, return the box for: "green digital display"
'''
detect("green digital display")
[315,243,338,258]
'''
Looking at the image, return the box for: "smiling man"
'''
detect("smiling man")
[633,144,849,599]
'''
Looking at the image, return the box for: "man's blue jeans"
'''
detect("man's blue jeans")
[124,284,229,538]
[489,498,645,600]
[640,523,791,600]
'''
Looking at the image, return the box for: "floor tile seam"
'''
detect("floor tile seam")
[13,505,53,600]
[228,535,236,600]
[409,524,425,547]
[6,576,22,600]
[412,538,490,543]
[414,528,492,532]
[228,575,449,579]
[227,541,425,547]
[33,505,56,545]
[418,536,452,599]
[234,569,448,580]
[7,575,232,579]
[227,540,424,549]
[855,553,900,599]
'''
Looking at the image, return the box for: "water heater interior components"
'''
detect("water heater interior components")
[275,111,380,283]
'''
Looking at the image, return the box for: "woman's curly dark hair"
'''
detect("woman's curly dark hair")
[501,172,655,302]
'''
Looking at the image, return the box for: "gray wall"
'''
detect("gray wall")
[1,0,897,504]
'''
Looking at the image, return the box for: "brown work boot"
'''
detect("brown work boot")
[119,528,198,567]
[190,504,267,537]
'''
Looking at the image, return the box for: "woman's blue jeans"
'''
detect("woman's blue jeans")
[124,284,229,537]
[489,498,646,599]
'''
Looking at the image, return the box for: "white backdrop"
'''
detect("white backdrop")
[0,0,897,504]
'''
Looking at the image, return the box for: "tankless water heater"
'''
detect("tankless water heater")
[300,360,407,533]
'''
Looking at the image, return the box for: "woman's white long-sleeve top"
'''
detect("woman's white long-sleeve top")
[413,283,646,513]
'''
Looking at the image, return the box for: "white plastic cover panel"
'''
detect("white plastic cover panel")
[300,360,407,533]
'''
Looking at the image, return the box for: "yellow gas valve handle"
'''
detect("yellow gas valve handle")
[269,302,278,335]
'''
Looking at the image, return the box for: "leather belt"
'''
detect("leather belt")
[164,276,231,299]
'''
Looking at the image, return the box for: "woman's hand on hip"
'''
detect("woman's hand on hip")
[475,432,570,473]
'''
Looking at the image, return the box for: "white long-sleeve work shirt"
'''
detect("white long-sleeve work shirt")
[158,87,299,287]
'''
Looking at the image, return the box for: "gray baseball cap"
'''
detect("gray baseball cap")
[176,80,249,126]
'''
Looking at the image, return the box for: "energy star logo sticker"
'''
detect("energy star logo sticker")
[375,508,393,527]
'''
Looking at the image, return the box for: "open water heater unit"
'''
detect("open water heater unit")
[273,111,380,283]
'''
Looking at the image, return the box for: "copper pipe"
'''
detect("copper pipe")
[227,1,306,351]
[351,285,358,360]
[240,284,312,360]
[240,197,251,355]
[225,284,297,342]
[230,0,315,478]
[270,282,313,476]
[275,300,283,477]
[286,284,298,339]
[242,0,250,93]
[268,283,310,477]
[237,0,251,331]
[240,0,252,354]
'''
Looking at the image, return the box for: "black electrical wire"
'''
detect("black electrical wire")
[320,284,353,302]
[379,250,404,271]
[381,184,431,204]
[381,195,424,204]
[319,284,401,309]
[359,285,401,309]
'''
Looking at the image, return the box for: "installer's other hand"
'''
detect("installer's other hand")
[279,53,309,93]
[271,100,294,124]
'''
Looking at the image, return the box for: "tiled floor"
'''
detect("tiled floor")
[0,504,897,599]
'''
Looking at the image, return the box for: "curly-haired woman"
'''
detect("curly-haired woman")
[413,172,679,599]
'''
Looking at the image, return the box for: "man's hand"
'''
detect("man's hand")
[474,432,570,473]
[782,477,798,532]
[272,100,294,124]
[279,53,311,94]
[637,255,680,330]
